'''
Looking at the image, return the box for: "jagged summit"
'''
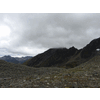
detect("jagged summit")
[48,46,77,50]
[69,46,77,49]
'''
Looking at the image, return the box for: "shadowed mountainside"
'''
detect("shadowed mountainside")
[24,47,79,67]
[24,37,100,68]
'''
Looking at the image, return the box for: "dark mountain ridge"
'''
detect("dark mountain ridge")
[24,37,100,68]
[81,37,100,58]
[24,46,80,67]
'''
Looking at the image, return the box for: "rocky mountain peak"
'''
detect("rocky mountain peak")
[81,37,100,58]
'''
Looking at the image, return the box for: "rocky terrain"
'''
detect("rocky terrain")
[1,53,100,88]
[1,37,100,88]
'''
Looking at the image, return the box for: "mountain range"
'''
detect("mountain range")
[24,37,100,68]
[0,37,100,87]
[1,37,100,69]
[0,55,32,64]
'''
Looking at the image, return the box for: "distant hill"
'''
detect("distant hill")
[15,56,32,64]
[0,55,19,64]
[24,37,100,68]
[0,55,32,64]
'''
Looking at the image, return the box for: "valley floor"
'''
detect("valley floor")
[1,55,100,88]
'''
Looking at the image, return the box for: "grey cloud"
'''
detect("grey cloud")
[19,13,100,48]
[0,13,100,56]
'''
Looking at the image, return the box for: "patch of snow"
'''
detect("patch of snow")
[96,49,100,51]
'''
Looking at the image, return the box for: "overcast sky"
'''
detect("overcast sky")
[0,13,100,57]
